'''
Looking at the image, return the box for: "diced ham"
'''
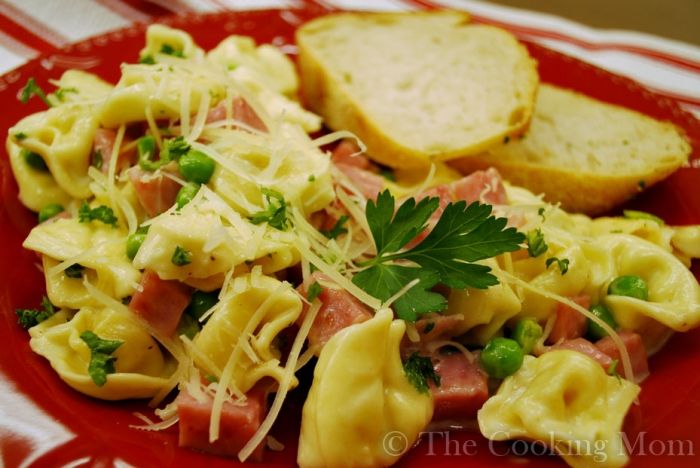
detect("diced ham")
[335,163,385,200]
[331,139,370,169]
[129,270,191,337]
[450,168,508,205]
[93,128,136,174]
[547,295,590,344]
[205,97,267,132]
[298,272,373,351]
[129,165,182,217]
[547,338,614,370]
[596,330,650,383]
[405,184,453,248]
[177,385,267,461]
[430,352,489,421]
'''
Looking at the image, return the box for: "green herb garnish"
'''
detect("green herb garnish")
[352,190,524,321]
[171,246,192,266]
[64,264,85,279]
[403,352,440,394]
[249,188,289,231]
[160,44,184,57]
[80,331,123,386]
[307,281,323,302]
[623,209,664,225]
[78,202,118,227]
[321,215,349,240]
[19,78,52,106]
[526,228,548,257]
[16,296,55,329]
[54,87,78,102]
[546,256,569,274]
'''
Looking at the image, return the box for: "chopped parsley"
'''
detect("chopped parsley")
[321,215,349,240]
[526,228,548,257]
[403,352,440,394]
[205,374,219,383]
[14,132,27,141]
[546,256,570,274]
[249,188,289,231]
[64,264,85,279]
[19,77,52,107]
[171,246,192,266]
[160,136,191,162]
[177,314,200,340]
[307,281,323,302]
[80,331,123,387]
[379,169,396,182]
[160,44,184,57]
[78,202,118,227]
[139,54,156,64]
[537,207,546,221]
[54,87,78,102]
[21,148,48,172]
[352,190,524,321]
[91,149,103,170]
[607,359,621,382]
[623,209,664,225]
[16,296,55,329]
[422,321,435,334]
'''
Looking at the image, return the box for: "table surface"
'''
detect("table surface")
[485,0,700,47]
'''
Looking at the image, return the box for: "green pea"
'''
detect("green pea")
[126,226,149,260]
[176,182,200,210]
[512,318,543,354]
[480,337,524,379]
[186,290,219,320]
[179,150,215,184]
[608,275,648,301]
[22,148,48,171]
[38,203,64,223]
[587,304,618,340]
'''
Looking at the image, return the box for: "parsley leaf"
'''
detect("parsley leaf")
[16,296,55,330]
[54,87,78,102]
[172,246,192,266]
[91,149,103,170]
[160,44,184,57]
[526,228,548,257]
[80,331,123,386]
[139,54,156,64]
[160,136,191,162]
[403,352,440,394]
[78,202,118,227]
[353,190,524,321]
[537,207,546,221]
[546,256,569,274]
[307,281,323,302]
[249,188,289,230]
[19,78,52,107]
[321,215,349,239]
[14,132,27,141]
[353,265,446,322]
[64,264,85,279]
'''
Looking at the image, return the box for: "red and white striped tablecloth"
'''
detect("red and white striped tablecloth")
[1,0,699,117]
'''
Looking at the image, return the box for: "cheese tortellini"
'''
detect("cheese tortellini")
[29,307,176,400]
[479,351,640,468]
[298,308,433,468]
[193,272,302,393]
[23,218,141,308]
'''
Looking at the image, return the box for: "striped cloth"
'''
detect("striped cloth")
[0,0,699,117]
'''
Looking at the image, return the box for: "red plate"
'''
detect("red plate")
[1,8,699,468]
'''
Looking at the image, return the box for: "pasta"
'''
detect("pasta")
[7,23,700,468]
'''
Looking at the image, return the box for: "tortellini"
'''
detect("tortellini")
[5,139,72,212]
[192,272,302,393]
[50,70,114,103]
[207,122,334,217]
[133,195,299,286]
[100,62,224,127]
[9,105,98,199]
[445,259,521,345]
[298,308,433,468]
[140,24,204,61]
[23,218,141,308]
[29,307,176,400]
[478,350,640,468]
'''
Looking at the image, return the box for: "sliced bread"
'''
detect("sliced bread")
[450,83,692,215]
[296,11,539,169]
